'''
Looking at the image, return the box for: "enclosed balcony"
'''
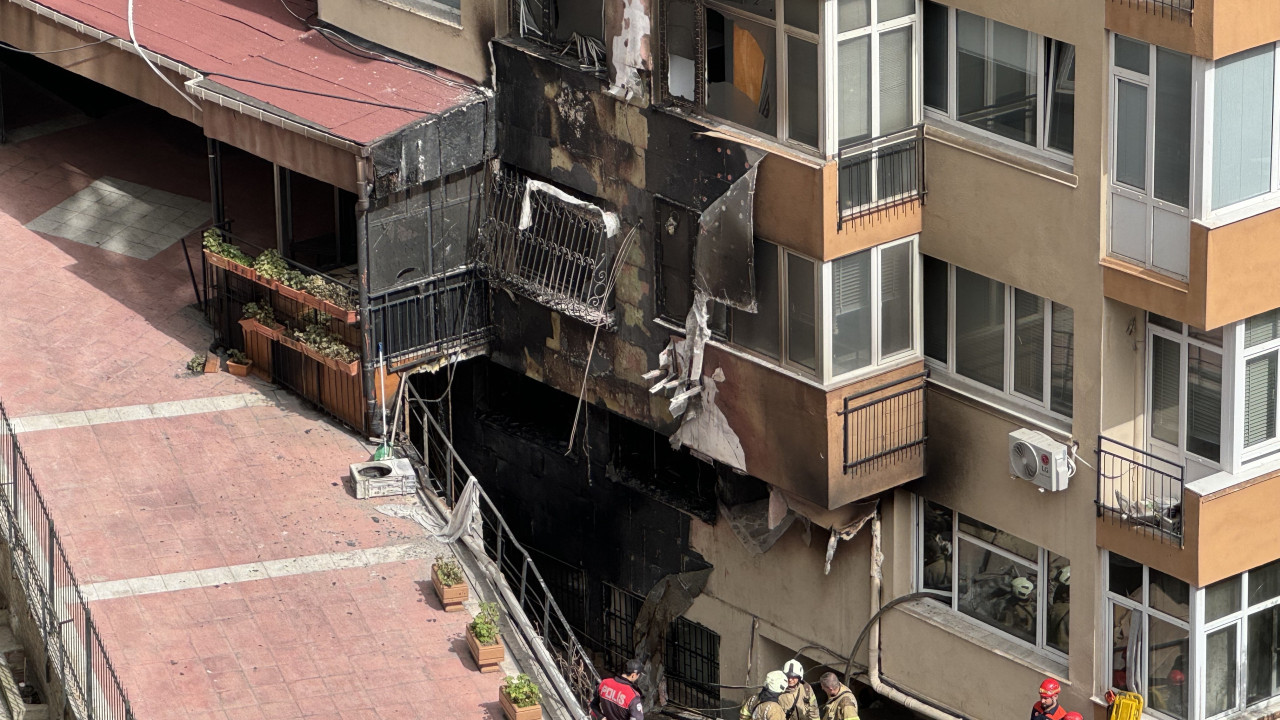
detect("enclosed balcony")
[1108,0,1280,60]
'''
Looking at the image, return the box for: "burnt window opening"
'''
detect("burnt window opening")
[655,197,728,335]
[477,363,583,453]
[515,0,606,69]
[608,411,717,521]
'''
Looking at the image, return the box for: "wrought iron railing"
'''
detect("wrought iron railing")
[366,268,493,368]
[403,384,600,715]
[1110,0,1193,22]
[1096,436,1185,546]
[837,125,926,229]
[0,399,135,720]
[839,371,928,474]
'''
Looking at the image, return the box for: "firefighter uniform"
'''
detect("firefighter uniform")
[742,693,788,720]
[782,681,820,720]
[822,685,859,720]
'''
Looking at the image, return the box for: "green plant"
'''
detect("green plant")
[303,274,355,309]
[295,320,359,363]
[277,268,308,290]
[435,554,464,587]
[227,349,249,365]
[202,228,253,266]
[241,302,277,326]
[186,354,206,375]
[502,674,542,708]
[252,248,290,281]
[469,602,501,646]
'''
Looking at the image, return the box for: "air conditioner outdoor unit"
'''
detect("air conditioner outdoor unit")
[1008,429,1070,492]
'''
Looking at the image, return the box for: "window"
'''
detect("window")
[836,0,918,148]
[726,236,919,382]
[516,0,605,55]
[1203,561,1280,717]
[1147,314,1223,465]
[922,256,1073,418]
[922,2,1075,157]
[1243,310,1280,454]
[919,498,1070,655]
[1108,35,1193,278]
[1105,553,1190,720]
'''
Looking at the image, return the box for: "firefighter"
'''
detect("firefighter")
[818,672,858,720]
[741,671,790,720]
[1031,678,1067,720]
[590,659,645,720]
[780,660,820,720]
[999,577,1038,642]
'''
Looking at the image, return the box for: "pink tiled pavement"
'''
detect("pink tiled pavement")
[0,100,507,716]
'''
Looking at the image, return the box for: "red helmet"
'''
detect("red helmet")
[1065,713,1084,720]
[1169,670,1186,686]
[1040,678,1061,698]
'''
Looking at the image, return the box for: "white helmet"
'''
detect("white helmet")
[1011,577,1035,600]
[783,659,804,679]
[1056,566,1071,586]
[765,671,788,694]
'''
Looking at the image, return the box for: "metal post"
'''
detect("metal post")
[356,161,378,437]
[85,615,94,720]
[46,524,54,634]
[206,138,225,228]
[0,69,7,145]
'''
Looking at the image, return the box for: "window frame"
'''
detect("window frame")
[1145,316,1230,471]
[1199,563,1280,719]
[1201,43,1280,222]
[923,2,1075,164]
[1239,321,1280,463]
[826,0,922,154]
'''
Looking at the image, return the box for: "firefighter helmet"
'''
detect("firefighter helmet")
[1040,678,1061,698]
[783,660,804,679]
[765,671,788,694]
[1065,713,1083,720]
[1012,577,1035,600]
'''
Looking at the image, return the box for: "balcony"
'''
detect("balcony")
[1096,435,1280,586]
[1103,207,1280,329]
[1108,0,1280,60]
[754,127,924,262]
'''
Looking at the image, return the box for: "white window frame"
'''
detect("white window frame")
[1198,564,1280,720]
[1201,43,1280,222]
[924,260,1073,420]
[916,497,1069,661]
[923,3,1074,164]
[1145,317,1233,472]
[1237,319,1280,465]
[824,0,921,155]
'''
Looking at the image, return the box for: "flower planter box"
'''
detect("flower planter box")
[275,283,306,303]
[297,291,327,313]
[203,249,233,271]
[278,334,305,353]
[322,300,359,324]
[431,564,468,612]
[238,317,282,342]
[499,693,541,720]
[466,625,504,673]
[225,261,258,282]
[227,359,252,377]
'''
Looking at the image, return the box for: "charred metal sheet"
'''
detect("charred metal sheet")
[693,161,759,311]
[606,0,652,100]
[722,498,794,555]
[368,95,497,199]
[632,566,713,710]
[366,167,482,293]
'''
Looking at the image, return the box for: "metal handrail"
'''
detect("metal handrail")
[1109,0,1193,22]
[840,371,928,474]
[1096,435,1185,546]
[836,125,926,229]
[199,225,358,295]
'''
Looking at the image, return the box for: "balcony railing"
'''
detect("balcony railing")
[1096,436,1185,546]
[837,125,925,229]
[1110,0,1193,22]
[839,371,928,474]
[366,268,493,368]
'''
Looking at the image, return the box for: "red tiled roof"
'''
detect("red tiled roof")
[34,0,481,144]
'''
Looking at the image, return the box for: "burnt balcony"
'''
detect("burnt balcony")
[1108,0,1280,61]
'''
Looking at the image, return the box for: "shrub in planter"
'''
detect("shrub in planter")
[186,354,206,375]
[226,349,252,377]
[431,554,467,612]
[500,674,542,720]
[252,248,289,285]
[295,318,360,375]
[466,602,504,673]
[239,303,283,341]
[202,229,253,269]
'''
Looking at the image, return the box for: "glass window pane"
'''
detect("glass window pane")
[1047,41,1075,155]
[956,537,1037,644]
[954,268,1005,390]
[1149,568,1190,622]
[880,27,914,134]
[1249,559,1280,606]
[878,0,913,22]
[880,242,913,357]
[1150,335,1181,448]
[958,514,1038,561]
[1047,553,1070,654]
[1206,626,1238,717]
[786,0,819,32]
[1247,606,1280,705]
[1115,35,1150,75]
[839,0,869,32]
[1244,352,1278,448]
[1246,309,1280,348]
[831,251,873,375]
[733,240,781,358]
[788,36,820,147]
[1013,290,1045,402]
[1206,575,1242,623]
[1154,48,1193,208]
[1111,602,1138,691]
[787,254,817,371]
[923,1,948,111]
[839,36,872,145]
[1050,303,1074,417]
[923,255,948,363]
[1189,324,1224,347]
[1213,45,1275,210]
[705,10,778,136]
[1147,617,1189,720]
[667,0,697,101]
[1115,80,1149,191]
[957,14,1036,145]
[922,500,953,594]
[1186,345,1222,462]
[1109,552,1144,602]
[1149,312,1182,333]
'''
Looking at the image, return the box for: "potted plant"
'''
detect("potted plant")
[295,319,360,376]
[186,353,206,375]
[226,349,252,377]
[304,275,358,323]
[466,602,504,673]
[499,674,542,720]
[431,554,468,612]
[239,303,283,341]
[252,248,290,292]
[202,229,256,280]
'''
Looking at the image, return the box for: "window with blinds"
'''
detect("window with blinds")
[836,0,916,149]
[1147,314,1223,464]
[1243,309,1280,451]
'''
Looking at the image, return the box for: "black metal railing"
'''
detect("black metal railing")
[1096,436,1185,546]
[1110,0,1193,22]
[840,371,928,474]
[0,400,135,720]
[837,125,925,229]
[404,384,600,714]
[366,268,493,368]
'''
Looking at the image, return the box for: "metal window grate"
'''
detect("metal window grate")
[1109,0,1193,23]
[837,126,926,229]
[839,371,928,474]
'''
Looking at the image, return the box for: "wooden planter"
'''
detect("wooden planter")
[227,360,252,377]
[499,692,542,720]
[225,261,258,282]
[466,625,504,673]
[278,334,305,353]
[203,249,232,271]
[238,317,282,342]
[431,564,468,612]
[322,300,359,324]
[203,351,220,374]
[275,283,306,303]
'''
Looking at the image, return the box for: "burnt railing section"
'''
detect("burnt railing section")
[478,169,614,327]
[0,400,135,720]
[837,125,926,229]
[1097,436,1185,546]
[404,384,600,714]
[366,268,492,368]
[840,371,928,474]
[1110,0,1193,22]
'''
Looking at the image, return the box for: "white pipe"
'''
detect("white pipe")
[868,512,965,720]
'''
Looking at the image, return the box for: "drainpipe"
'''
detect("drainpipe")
[356,159,378,437]
[868,512,965,720]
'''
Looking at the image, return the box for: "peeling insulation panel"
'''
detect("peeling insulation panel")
[694,162,759,312]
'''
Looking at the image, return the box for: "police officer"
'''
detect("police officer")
[591,659,645,720]
[741,671,789,720]
[780,660,819,720]
[818,672,858,720]
[1031,678,1067,720]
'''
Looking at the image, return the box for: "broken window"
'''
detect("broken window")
[515,0,605,67]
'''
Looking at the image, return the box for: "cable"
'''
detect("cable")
[1,39,111,55]
[126,0,200,111]
[201,72,429,113]
[842,591,952,689]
